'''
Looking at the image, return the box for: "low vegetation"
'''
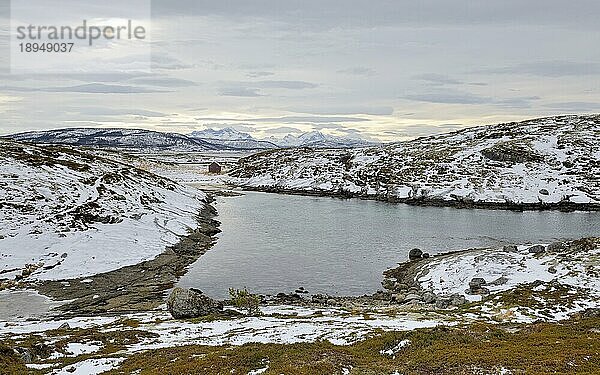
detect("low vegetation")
[228,287,261,314]
[102,317,600,375]
[4,317,595,374]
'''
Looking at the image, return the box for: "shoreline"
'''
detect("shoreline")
[16,198,221,317]
[238,185,600,212]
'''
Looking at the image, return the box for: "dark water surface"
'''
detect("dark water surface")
[179,191,599,299]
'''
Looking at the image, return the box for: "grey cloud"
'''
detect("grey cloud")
[309,123,346,130]
[495,96,541,109]
[238,63,277,70]
[287,105,394,116]
[0,86,37,92]
[219,88,263,97]
[218,80,318,97]
[152,55,195,70]
[405,91,492,105]
[543,102,600,112]
[413,73,463,85]
[0,72,152,83]
[41,84,166,94]
[264,116,369,123]
[223,80,318,91]
[76,107,168,117]
[246,71,275,78]
[194,115,369,123]
[151,1,600,30]
[478,61,600,77]
[404,90,540,108]
[254,80,318,89]
[265,126,303,134]
[128,77,198,87]
[337,67,376,76]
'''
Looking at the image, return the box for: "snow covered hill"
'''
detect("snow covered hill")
[0,139,209,281]
[8,128,223,152]
[264,131,377,148]
[190,127,376,149]
[229,115,600,209]
[190,127,254,141]
[189,127,279,150]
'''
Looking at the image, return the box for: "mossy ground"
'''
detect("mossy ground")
[107,317,600,375]
[3,317,597,375]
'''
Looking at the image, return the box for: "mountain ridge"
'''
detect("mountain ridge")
[7,126,377,151]
[8,127,224,152]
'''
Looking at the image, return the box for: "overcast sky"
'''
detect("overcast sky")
[1,0,599,140]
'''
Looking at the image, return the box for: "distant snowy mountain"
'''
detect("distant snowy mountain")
[267,131,377,148]
[189,127,279,150]
[190,127,254,141]
[9,128,223,151]
[189,127,377,149]
[7,126,378,152]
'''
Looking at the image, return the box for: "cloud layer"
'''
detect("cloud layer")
[1,1,599,140]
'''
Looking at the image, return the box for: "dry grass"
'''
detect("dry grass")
[101,317,600,375]
[1,317,598,374]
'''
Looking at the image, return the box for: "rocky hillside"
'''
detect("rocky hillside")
[0,139,209,282]
[230,115,600,210]
[8,128,222,151]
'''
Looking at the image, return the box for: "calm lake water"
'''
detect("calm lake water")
[178,191,599,299]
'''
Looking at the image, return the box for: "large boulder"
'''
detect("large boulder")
[469,277,486,290]
[527,245,546,254]
[547,241,567,252]
[408,248,423,260]
[167,287,223,319]
[468,277,489,295]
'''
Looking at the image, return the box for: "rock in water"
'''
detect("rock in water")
[408,248,423,260]
[167,287,223,319]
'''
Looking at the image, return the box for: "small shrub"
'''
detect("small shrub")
[229,288,261,315]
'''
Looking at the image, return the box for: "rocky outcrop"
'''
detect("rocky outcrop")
[480,141,543,164]
[382,248,475,308]
[167,288,223,319]
[468,278,489,295]
[527,245,546,254]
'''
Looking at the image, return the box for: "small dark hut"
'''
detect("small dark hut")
[208,162,222,174]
